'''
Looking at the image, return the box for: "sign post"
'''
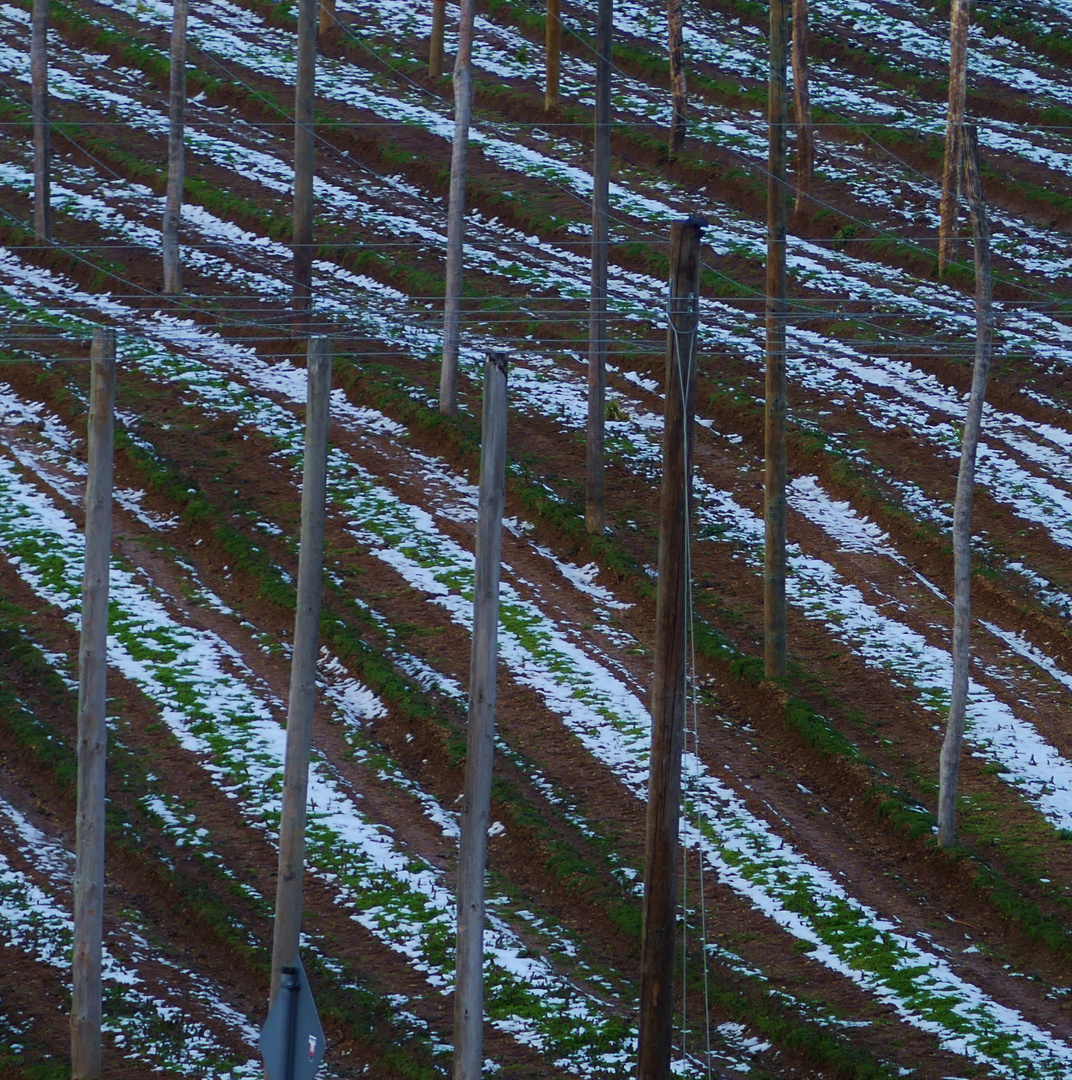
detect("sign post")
[259,954,326,1080]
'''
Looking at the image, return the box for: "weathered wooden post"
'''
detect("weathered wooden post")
[586,0,612,536]
[939,0,969,276]
[545,0,560,109]
[71,328,116,1080]
[453,352,508,1080]
[764,0,789,680]
[791,0,812,215]
[430,0,446,77]
[31,0,51,239]
[318,0,336,41]
[163,0,188,295]
[637,218,703,1080]
[666,0,686,155]
[938,125,993,848]
[293,0,317,321]
[439,0,477,416]
[269,338,332,1001]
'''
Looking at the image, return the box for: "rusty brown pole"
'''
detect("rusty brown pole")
[318,0,337,42]
[429,0,446,76]
[667,0,686,155]
[637,218,703,1080]
[791,0,812,215]
[764,0,789,679]
[545,0,560,109]
[292,0,317,322]
[31,0,51,239]
[939,0,969,276]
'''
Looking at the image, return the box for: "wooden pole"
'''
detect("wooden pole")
[162,0,188,295]
[764,0,789,680]
[544,0,560,109]
[31,0,51,240]
[938,125,992,848]
[430,0,446,78]
[269,337,332,1002]
[585,0,611,536]
[453,352,508,1080]
[666,0,686,156]
[318,0,336,42]
[637,218,703,1080]
[791,0,812,216]
[292,0,317,322]
[439,0,476,416]
[939,0,969,277]
[70,328,116,1080]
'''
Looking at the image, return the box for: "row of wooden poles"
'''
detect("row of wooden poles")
[26,0,977,285]
[27,0,979,667]
[48,0,986,1074]
[69,335,336,1078]
[65,234,707,1080]
[25,0,977,587]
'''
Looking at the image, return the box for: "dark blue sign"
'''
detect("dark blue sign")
[259,954,327,1080]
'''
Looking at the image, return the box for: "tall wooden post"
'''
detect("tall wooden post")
[637,219,703,1080]
[162,0,188,295]
[545,0,560,109]
[269,338,332,1002]
[31,0,50,240]
[429,0,446,77]
[939,0,969,276]
[70,328,116,1080]
[318,0,336,41]
[791,0,812,215]
[938,126,992,848]
[439,0,477,416]
[585,0,611,536]
[453,352,508,1080]
[666,0,686,155]
[764,0,789,680]
[292,0,317,321]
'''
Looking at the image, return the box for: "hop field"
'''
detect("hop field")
[1,0,1072,1076]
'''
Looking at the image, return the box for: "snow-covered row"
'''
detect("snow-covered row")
[1,118,1069,703]
[808,0,1072,110]
[0,444,675,1076]
[285,392,1072,1077]
[6,92,1072,592]
[5,259,1072,1075]
[2,384,811,1075]
[335,0,1072,284]
[4,222,1072,845]
[1,380,800,1075]
[11,0,1072,376]
[5,0,1072,546]
[0,796,263,1076]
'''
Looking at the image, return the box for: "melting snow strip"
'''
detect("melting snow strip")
[0,448,754,1077]
[0,796,263,1076]
[0,313,1052,1073]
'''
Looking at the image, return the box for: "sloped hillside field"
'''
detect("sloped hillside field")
[1,0,1072,1075]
